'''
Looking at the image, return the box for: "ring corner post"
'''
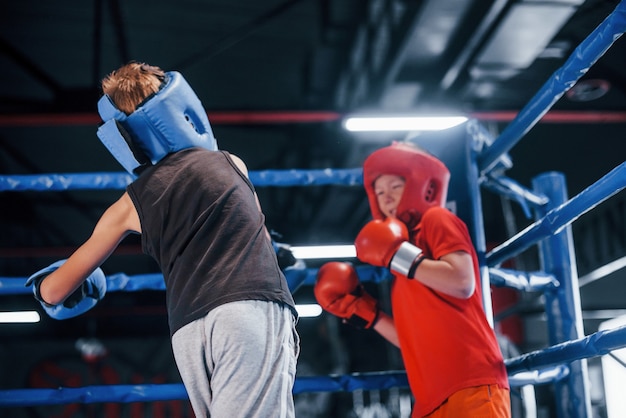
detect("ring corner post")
[532,172,592,418]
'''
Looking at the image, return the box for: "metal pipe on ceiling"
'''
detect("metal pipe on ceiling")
[1,110,625,127]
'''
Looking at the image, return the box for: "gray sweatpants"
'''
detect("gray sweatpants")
[171,300,300,418]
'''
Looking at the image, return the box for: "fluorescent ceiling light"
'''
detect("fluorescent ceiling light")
[291,245,356,259]
[295,304,322,318]
[344,116,468,132]
[0,311,40,323]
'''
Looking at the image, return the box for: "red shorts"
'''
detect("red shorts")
[421,384,511,418]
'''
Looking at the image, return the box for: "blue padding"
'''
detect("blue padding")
[252,168,363,187]
[481,175,548,219]
[294,265,392,287]
[0,278,39,295]
[105,273,167,291]
[487,161,626,266]
[505,324,626,375]
[508,365,570,387]
[293,371,409,394]
[489,267,559,292]
[0,372,410,407]
[0,362,599,407]
[1,266,392,296]
[0,173,134,191]
[97,120,144,175]
[0,168,363,191]
[0,384,189,406]
[97,71,218,174]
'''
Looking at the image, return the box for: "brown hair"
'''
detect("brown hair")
[101,62,166,114]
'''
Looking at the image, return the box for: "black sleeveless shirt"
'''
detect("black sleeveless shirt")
[127,148,296,336]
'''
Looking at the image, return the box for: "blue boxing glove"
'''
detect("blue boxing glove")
[25,260,107,320]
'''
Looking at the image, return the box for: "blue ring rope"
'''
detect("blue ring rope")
[0,266,393,296]
[0,168,364,192]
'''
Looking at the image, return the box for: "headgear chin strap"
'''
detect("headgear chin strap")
[363,142,450,228]
[96,71,218,175]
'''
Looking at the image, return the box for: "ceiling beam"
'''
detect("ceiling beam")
[2,110,626,127]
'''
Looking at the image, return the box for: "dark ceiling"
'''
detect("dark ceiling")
[1,0,626,398]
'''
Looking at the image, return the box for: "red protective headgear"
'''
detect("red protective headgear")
[363,142,450,228]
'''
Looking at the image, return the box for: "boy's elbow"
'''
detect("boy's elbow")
[459,287,474,299]
[457,278,475,299]
[40,291,63,306]
[39,281,67,306]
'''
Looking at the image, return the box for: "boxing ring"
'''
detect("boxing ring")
[1,1,626,417]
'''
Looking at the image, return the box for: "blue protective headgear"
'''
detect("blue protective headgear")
[96,71,218,175]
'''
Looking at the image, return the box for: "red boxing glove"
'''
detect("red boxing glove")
[314,262,379,329]
[355,218,425,278]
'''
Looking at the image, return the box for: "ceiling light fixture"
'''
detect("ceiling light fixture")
[295,304,323,318]
[291,245,356,259]
[0,311,40,323]
[343,116,468,132]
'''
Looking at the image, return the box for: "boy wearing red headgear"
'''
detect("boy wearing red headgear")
[315,142,510,417]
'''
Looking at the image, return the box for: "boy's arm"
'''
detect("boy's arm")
[355,218,475,299]
[38,192,140,305]
[314,261,401,347]
[412,251,476,299]
[372,312,400,348]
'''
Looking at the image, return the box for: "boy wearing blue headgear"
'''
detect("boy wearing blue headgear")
[26,62,299,418]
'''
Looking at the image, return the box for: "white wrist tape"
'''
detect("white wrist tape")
[390,242,423,277]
